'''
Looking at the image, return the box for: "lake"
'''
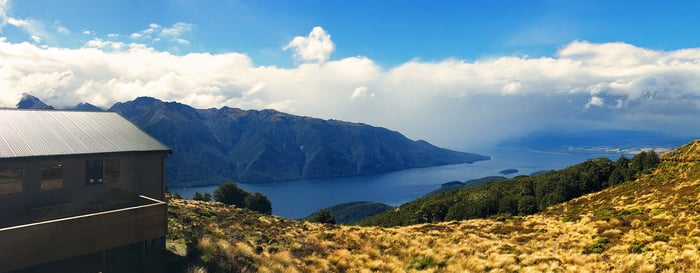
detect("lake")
[171,147,623,219]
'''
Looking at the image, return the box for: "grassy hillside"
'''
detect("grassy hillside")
[166,141,700,272]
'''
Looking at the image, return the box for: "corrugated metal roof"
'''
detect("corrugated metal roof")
[0,109,170,158]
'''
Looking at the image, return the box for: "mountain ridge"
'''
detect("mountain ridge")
[108,96,489,186]
[16,95,489,186]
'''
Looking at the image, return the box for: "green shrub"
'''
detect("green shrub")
[562,214,580,222]
[583,237,609,254]
[628,241,647,253]
[407,255,444,270]
[653,233,670,242]
[595,208,612,217]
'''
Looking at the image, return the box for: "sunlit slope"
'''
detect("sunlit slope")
[168,141,700,272]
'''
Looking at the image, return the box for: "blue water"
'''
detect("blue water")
[171,147,621,219]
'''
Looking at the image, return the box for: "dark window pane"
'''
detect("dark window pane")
[86,159,103,185]
[0,165,22,195]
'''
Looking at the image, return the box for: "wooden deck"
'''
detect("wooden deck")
[0,195,166,273]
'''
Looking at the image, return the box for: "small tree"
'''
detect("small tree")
[312,209,336,224]
[192,192,205,201]
[244,192,272,215]
[213,182,247,207]
[169,192,183,199]
[192,192,212,202]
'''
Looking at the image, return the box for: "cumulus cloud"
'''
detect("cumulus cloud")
[284,26,335,63]
[2,37,700,148]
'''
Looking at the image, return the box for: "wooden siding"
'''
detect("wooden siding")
[0,196,166,273]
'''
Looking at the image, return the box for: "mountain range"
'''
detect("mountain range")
[16,94,489,187]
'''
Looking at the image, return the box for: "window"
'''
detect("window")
[86,158,120,185]
[86,159,104,185]
[41,160,63,190]
[0,164,22,195]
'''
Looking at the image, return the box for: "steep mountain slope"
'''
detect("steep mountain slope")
[110,97,489,186]
[16,93,54,109]
[69,102,103,111]
[166,140,700,272]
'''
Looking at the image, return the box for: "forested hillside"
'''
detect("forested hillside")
[358,151,660,226]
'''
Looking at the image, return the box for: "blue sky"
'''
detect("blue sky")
[2,0,700,148]
[6,0,699,66]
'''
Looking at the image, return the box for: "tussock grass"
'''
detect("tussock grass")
[167,140,700,272]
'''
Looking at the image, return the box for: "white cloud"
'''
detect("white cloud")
[129,22,192,48]
[175,38,190,46]
[284,26,335,63]
[1,5,50,44]
[585,96,604,109]
[85,38,125,50]
[161,22,192,38]
[502,80,522,94]
[0,0,8,26]
[351,86,374,101]
[130,23,161,40]
[6,17,27,27]
[2,38,700,148]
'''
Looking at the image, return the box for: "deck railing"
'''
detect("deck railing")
[0,195,166,273]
